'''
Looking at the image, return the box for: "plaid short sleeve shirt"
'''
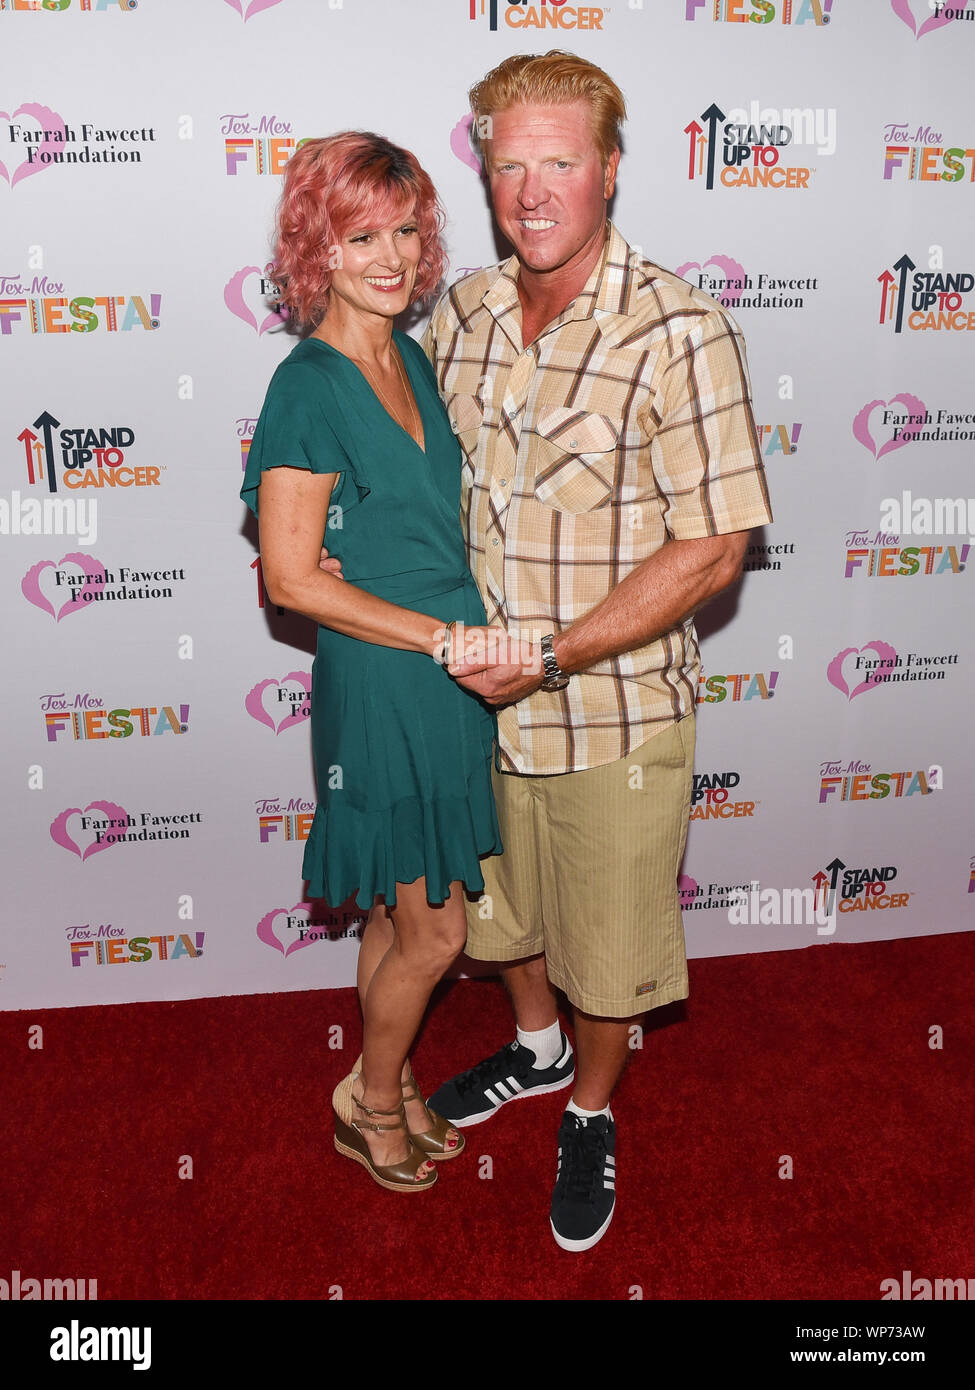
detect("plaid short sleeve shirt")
[422,222,773,776]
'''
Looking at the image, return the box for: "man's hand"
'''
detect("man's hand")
[318,546,344,579]
[452,664,544,706]
[446,626,545,706]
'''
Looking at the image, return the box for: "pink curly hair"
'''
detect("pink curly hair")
[270,132,447,328]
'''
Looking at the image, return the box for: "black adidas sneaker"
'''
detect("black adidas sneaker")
[426,1033,574,1128]
[550,1111,616,1252]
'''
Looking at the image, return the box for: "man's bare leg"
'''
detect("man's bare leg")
[500,951,559,1032]
[571,1011,636,1111]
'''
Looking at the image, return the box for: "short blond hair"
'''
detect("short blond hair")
[469,50,626,167]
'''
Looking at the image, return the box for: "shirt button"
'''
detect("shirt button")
[568,439,579,450]
[492,538,500,547]
[499,478,508,486]
[450,420,459,432]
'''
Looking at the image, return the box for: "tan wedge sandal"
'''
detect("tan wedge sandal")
[332,1069,438,1192]
[401,1063,466,1162]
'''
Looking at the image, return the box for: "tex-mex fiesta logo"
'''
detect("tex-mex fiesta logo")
[256,794,315,844]
[818,759,938,803]
[68,923,204,970]
[0,1,136,11]
[684,100,834,190]
[42,693,189,742]
[684,0,833,23]
[0,274,159,335]
[16,410,158,492]
[811,856,912,916]
[22,554,187,619]
[0,103,155,185]
[697,670,778,702]
[467,0,605,32]
[222,112,307,176]
[878,253,975,333]
[68,926,205,970]
[843,529,969,579]
[883,121,974,183]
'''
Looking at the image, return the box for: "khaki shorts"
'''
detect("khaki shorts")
[465,714,695,1018]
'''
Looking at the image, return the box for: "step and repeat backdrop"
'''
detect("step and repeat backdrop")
[2,0,972,1010]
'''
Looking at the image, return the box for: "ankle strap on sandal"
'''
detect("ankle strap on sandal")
[353,1090,406,1133]
[401,1064,423,1102]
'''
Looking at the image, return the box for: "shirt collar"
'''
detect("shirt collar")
[480,222,653,343]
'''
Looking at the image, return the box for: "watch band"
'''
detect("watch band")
[540,634,569,690]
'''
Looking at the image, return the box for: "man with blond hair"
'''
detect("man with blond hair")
[319,52,772,1248]
[419,51,772,1252]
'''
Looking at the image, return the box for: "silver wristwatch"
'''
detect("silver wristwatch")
[539,634,570,691]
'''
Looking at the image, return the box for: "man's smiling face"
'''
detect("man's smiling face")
[485,100,619,280]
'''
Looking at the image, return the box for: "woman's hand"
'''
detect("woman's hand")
[319,546,344,579]
[446,624,545,707]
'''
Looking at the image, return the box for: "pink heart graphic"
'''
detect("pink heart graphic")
[852,394,927,459]
[890,0,956,38]
[223,265,285,334]
[50,800,129,861]
[245,671,311,732]
[675,254,748,306]
[678,874,699,909]
[256,902,317,956]
[826,641,899,700]
[0,103,67,189]
[450,115,481,175]
[224,0,285,20]
[22,553,108,621]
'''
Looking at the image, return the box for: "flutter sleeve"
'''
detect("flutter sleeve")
[239,358,370,519]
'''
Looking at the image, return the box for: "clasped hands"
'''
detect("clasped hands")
[318,547,545,707]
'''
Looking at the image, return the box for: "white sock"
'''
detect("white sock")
[516,1020,562,1069]
[566,1096,613,1122]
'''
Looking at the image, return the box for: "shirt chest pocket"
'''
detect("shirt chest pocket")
[446,393,484,460]
[531,407,621,513]
[445,393,483,503]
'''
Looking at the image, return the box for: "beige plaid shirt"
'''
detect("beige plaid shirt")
[422,222,773,775]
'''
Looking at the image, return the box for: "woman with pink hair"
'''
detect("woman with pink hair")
[241,133,503,1193]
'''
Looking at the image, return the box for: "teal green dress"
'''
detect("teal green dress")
[240,329,502,909]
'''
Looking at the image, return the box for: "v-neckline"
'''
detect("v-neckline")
[306,333,427,456]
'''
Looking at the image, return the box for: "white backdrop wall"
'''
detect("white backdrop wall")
[2,0,973,1011]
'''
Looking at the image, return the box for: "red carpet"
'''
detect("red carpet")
[4,932,973,1301]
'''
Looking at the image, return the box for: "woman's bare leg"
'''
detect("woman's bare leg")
[353,879,467,1166]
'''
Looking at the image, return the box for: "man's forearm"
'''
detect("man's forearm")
[552,532,749,677]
